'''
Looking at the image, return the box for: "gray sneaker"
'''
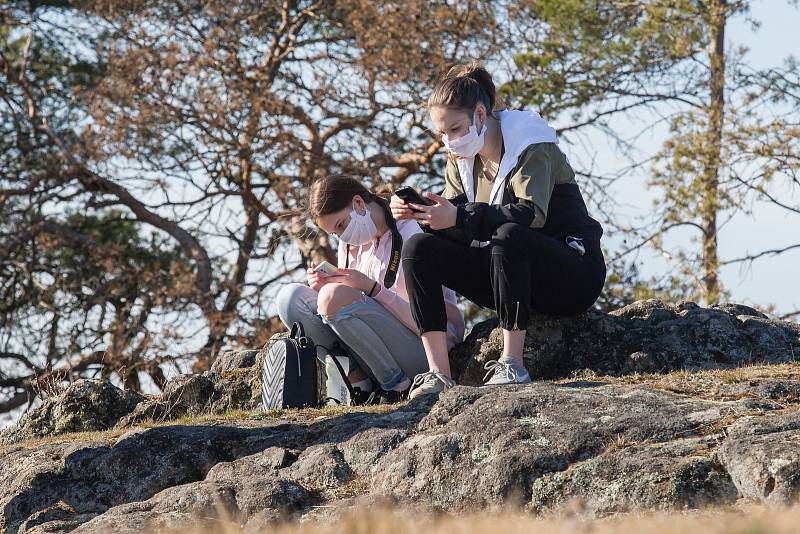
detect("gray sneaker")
[408,371,456,400]
[483,359,532,385]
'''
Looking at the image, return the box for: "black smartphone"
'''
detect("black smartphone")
[394,186,434,212]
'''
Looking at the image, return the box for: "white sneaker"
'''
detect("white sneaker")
[408,370,455,400]
[483,358,532,385]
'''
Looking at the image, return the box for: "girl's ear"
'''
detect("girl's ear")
[351,194,366,214]
[474,103,487,126]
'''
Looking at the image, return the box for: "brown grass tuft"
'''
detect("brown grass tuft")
[167,504,800,534]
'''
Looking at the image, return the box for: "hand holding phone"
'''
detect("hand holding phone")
[313,261,339,277]
[393,187,435,212]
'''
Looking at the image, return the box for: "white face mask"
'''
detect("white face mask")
[442,111,485,159]
[338,202,377,246]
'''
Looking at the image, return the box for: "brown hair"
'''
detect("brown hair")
[427,61,497,114]
[307,175,393,229]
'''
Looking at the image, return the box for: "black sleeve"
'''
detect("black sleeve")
[420,193,473,245]
[455,199,537,242]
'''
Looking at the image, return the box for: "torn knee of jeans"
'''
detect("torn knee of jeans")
[320,296,367,325]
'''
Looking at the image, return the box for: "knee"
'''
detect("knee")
[401,232,437,263]
[276,283,315,324]
[317,283,362,317]
[491,223,532,253]
[492,222,528,243]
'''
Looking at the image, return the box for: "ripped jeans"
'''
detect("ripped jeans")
[275,283,428,390]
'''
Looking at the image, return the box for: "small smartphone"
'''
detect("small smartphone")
[314,261,339,277]
[394,186,434,212]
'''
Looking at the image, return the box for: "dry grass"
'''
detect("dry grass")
[560,362,800,401]
[162,504,800,534]
[2,427,135,450]
[162,404,395,427]
[258,403,397,420]
[602,433,642,454]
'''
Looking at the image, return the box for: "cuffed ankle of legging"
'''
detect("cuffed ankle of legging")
[490,224,533,331]
[417,326,448,336]
[495,299,529,331]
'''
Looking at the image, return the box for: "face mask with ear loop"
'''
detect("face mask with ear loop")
[340,197,404,289]
[442,110,486,158]
[338,202,377,246]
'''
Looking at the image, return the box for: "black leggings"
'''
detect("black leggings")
[401,222,606,333]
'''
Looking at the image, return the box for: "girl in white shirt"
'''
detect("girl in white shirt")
[276,175,465,401]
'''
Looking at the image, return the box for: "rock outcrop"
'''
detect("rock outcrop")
[451,299,799,384]
[5,375,800,533]
[1,300,800,533]
[2,347,268,445]
[0,380,143,445]
[6,299,797,447]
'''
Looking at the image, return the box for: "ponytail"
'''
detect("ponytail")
[428,61,498,114]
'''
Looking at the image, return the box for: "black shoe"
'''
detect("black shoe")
[378,387,409,404]
[351,387,376,406]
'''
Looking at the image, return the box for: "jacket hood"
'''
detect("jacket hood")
[456,109,558,205]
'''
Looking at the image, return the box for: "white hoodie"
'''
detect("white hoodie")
[455,109,558,206]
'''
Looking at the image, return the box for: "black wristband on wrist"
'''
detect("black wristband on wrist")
[368,280,379,297]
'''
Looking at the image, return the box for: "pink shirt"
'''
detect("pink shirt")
[337,219,466,349]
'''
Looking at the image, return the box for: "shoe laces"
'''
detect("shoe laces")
[483,359,517,383]
[410,370,455,392]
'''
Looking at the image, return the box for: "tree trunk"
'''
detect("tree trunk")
[701,0,726,305]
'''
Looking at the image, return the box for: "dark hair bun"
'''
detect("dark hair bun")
[447,62,496,111]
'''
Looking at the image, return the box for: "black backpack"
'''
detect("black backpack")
[261,322,389,410]
[261,322,318,409]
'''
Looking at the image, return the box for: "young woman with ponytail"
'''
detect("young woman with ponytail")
[391,63,606,399]
[276,175,465,401]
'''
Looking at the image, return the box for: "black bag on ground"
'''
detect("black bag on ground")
[261,322,318,409]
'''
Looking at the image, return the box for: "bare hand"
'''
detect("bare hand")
[410,192,457,230]
[390,194,416,221]
[307,264,334,292]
